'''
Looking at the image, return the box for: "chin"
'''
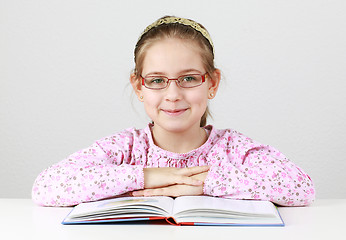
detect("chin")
[154,121,199,134]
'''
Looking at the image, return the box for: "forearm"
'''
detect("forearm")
[203,148,315,206]
[32,163,144,207]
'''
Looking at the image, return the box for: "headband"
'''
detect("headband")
[139,16,214,54]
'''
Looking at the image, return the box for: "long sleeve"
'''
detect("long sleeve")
[203,129,315,206]
[32,133,145,207]
[32,125,315,207]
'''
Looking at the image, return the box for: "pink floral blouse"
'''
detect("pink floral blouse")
[32,124,315,207]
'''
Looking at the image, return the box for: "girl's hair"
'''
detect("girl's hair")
[133,16,216,127]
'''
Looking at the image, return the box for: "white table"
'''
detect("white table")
[1,199,345,240]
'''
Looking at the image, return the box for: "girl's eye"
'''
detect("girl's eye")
[150,78,165,84]
[182,76,197,82]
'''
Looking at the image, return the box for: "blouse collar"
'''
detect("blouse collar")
[143,123,216,159]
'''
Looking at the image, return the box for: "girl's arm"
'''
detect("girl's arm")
[32,138,144,207]
[203,144,315,206]
[32,134,209,206]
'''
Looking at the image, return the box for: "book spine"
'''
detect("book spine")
[165,217,181,226]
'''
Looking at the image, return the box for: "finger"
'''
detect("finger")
[132,191,144,197]
[141,188,173,197]
[173,175,203,186]
[144,188,164,197]
[141,185,201,197]
[179,165,210,176]
[132,189,168,197]
[131,189,160,197]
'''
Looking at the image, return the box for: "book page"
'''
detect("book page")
[172,196,278,217]
[66,196,174,221]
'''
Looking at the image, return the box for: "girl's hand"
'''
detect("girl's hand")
[132,184,203,197]
[133,171,209,197]
[143,166,210,189]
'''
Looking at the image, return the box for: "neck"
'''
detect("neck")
[151,124,208,153]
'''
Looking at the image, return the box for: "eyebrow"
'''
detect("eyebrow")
[145,69,202,76]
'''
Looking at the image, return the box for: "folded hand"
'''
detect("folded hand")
[133,171,209,197]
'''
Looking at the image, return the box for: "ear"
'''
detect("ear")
[130,73,144,102]
[207,69,221,99]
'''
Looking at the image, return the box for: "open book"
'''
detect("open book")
[62,196,284,226]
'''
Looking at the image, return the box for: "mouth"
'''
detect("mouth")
[161,108,188,116]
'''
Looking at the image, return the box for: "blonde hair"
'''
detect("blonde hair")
[133,16,216,127]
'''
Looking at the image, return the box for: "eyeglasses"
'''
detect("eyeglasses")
[141,73,207,90]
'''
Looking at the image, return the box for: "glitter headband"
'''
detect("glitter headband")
[139,16,214,54]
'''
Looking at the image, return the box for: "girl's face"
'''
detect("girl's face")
[132,38,219,134]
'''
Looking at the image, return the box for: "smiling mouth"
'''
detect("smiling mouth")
[161,108,188,116]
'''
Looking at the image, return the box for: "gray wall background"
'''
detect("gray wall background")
[1,0,345,199]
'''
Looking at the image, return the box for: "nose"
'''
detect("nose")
[165,80,182,102]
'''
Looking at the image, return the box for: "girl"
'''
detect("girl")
[32,16,315,207]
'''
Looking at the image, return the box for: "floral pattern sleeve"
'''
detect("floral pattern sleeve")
[32,133,145,207]
[32,125,315,207]
[203,130,315,206]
